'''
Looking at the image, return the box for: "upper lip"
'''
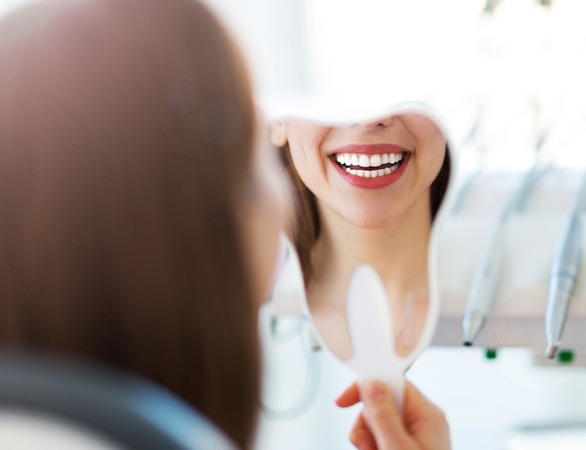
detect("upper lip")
[328,143,411,156]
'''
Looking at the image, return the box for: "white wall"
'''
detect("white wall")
[207,0,312,97]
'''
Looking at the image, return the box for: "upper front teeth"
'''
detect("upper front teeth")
[335,152,403,168]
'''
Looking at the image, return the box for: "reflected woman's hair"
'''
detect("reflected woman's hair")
[279,140,451,283]
[0,0,260,447]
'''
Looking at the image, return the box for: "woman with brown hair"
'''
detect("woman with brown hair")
[261,112,452,449]
[0,0,449,449]
[0,0,285,447]
[271,114,451,358]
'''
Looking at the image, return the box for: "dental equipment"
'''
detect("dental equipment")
[462,162,549,346]
[544,175,586,358]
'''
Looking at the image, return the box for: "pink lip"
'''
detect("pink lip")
[328,143,411,189]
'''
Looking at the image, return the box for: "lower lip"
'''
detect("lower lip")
[330,155,410,189]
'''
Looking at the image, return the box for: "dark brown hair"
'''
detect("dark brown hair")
[280,143,451,283]
[0,0,259,447]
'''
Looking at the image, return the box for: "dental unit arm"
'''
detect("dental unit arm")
[434,168,586,366]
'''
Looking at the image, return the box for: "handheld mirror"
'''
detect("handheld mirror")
[270,102,456,408]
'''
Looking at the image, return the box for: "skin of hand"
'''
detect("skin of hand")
[336,380,451,450]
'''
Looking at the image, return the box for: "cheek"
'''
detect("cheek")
[288,143,328,197]
[286,125,330,183]
[418,138,446,187]
[431,143,447,181]
[289,151,315,190]
[401,115,446,174]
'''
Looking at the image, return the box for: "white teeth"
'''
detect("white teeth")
[335,152,404,168]
[370,154,382,168]
[344,165,397,178]
[335,151,405,180]
[358,154,370,168]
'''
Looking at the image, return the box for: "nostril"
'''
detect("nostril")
[361,117,393,130]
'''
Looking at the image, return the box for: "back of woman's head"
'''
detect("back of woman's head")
[0,0,259,447]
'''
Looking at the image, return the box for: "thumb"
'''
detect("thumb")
[361,380,413,450]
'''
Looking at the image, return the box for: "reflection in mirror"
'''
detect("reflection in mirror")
[270,106,452,368]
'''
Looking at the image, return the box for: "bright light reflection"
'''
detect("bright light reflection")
[304,0,586,169]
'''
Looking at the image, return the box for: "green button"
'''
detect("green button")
[485,348,498,360]
[557,349,574,364]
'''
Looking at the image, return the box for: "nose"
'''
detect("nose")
[360,116,393,130]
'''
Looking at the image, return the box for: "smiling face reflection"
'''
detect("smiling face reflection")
[273,113,449,359]
[274,114,446,228]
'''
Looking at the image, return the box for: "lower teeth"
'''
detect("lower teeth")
[344,165,397,178]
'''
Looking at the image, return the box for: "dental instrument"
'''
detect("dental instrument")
[544,175,586,358]
[462,162,549,346]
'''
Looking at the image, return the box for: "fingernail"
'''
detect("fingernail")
[367,381,388,401]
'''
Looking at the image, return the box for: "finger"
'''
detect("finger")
[404,382,445,425]
[349,413,377,450]
[403,382,451,449]
[335,381,360,407]
[361,380,412,449]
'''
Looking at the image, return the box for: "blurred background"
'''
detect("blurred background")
[208,0,586,169]
[205,1,586,449]
[2,1,586,448]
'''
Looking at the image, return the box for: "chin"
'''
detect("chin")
[346,211,404,229]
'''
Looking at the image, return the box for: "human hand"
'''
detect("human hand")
[336,380,451,450]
